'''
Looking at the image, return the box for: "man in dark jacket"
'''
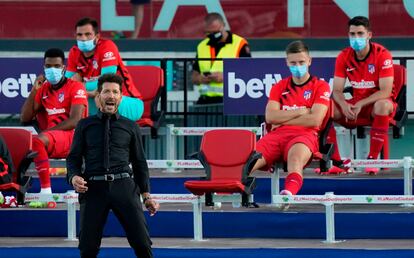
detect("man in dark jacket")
[67,73,159,258]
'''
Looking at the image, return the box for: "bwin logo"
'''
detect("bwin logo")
[227,72,282,99]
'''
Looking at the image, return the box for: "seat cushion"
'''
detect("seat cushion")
[184,179,245,196]
[0,182,21,191]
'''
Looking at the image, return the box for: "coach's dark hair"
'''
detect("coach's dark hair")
[75,17,99,34]
[97,74,123,93]
[205,12,225,25]
[285,40,309,55]
[348,16,370,31]
[44,48,65,61]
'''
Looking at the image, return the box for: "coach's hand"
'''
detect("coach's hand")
[72,175,88,193]
[144,197,160,216]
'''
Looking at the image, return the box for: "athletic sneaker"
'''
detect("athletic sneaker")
[365,157,380,175]
[365,167,380,175]
[279,189,292,211]
[314,159,352,175]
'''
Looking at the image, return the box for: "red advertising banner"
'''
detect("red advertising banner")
[0,0,413,39]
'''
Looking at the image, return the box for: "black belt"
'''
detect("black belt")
[88,172,131,182]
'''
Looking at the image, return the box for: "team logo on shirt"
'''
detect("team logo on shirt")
[93,60,99,70]
[303,90,312,100]
[382,59,393,69]
[368,64,375,74]
[74,89,87,99]
[320,91,331,101]
[58,92,65,103]
[103,51,116,62]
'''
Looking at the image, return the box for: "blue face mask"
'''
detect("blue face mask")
[44,67,64,85]
[349,37,367,52]
[77,39,96,52]
[289,65,308,78]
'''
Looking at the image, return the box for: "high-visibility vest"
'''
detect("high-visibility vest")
[197,33,247,97]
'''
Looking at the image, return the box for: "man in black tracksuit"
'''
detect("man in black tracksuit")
[67,73,159,258]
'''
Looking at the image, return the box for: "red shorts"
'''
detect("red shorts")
[43,130,74,158]
[335,98,397,127]
[256,129,319,167]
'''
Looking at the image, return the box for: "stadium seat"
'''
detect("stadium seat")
[128,65,165,138]
[184,129,261,207]
[0,128,36,204]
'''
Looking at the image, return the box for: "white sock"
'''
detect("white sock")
[40,187,52,194]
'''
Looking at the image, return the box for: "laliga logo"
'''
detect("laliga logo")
[227,72,282,99]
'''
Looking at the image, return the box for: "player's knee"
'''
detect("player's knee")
[287,155,302,168]
[373,99,393,115]
[32,136,46,150]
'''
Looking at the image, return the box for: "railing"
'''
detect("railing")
[24,190,414,243]
[271,157,414,205]
[272,193,414,243]
[24,191,248,242]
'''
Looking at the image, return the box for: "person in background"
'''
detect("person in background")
[251,40,330,198]
[327,16,395,174]
[113,0,151,39]
[130,0,151,38]
[66,17,144,121]
[192,12,251,104]
[21,48,88,193]
[67,73,159,258]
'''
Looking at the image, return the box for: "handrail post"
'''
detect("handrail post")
[165,124,179,173]
[402,156,413,207]
[271,168,281,206]
[192,196,203,241]
[403,156,413,196]
[323,192,341,244]
[65,191,77,241]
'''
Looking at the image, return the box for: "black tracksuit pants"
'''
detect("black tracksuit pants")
[78,177,153,258]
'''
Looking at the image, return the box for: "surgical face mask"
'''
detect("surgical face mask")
[207,31,223,44]
[44,67,64,85]
[349,37,367,52]
[77,38,96,52]
[289,65,308,78]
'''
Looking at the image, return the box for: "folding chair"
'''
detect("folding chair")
[0,128,36,204]
[128,65,165,138]
[184,129,261,207]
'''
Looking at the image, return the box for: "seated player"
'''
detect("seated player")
[327,16,395,174]
[250,40,330,196]
[20,48,88,193]
[66,17,144,121]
